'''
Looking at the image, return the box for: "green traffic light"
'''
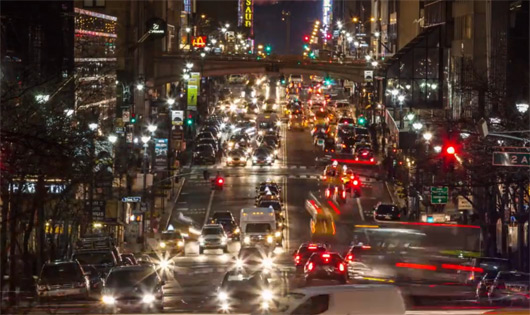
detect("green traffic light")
[357,116,366,126]
[186,119,193,125]
[265,46,271,52]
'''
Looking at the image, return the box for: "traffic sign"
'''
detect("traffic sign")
[492,152,530,167]
[431,186,448,204]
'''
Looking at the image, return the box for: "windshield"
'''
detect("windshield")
[259,201,281,211]
[73,251,115,266]
[202,228,222,235]
[245,223,272,233]
[106,268,158,288]
[41,263,82,280]
[161,232,181,240]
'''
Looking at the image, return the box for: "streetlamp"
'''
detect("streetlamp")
[140,134,151,251]
[183,73,190,81]
[374,31,380,38]
[371,61,378,67]
[211,39,217,44]
[433,145,442,153]
[186,62,194,70]
[88,123,98,131]
[365,55,372,61]
[516,102,529,114]
[221,27,227,33]
[200,52,206,58]
[167,98,175,105]
[406,112,415,121]
[136,83,145,91]
[422,132,433,141]
[185,27,191,33]
[225,23,230,28]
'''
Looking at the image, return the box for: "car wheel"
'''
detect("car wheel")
[199,247,204,254]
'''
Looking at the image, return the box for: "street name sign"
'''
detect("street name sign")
[431,186,448,204]
[122,196,141,203]
[492,152,530,167]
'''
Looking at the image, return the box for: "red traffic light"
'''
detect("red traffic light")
[303,35,310,42]
[446,146,456,155]
[326,33,332,39]
[352,179,359,186]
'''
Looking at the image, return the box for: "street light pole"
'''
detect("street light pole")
[140,135,151,251]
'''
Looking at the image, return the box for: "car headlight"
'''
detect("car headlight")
[177,240,185,247]
[234,227,240,234]
[258,130,264,136]
[226,157,233,162]
[247,148,252,154]
[235,258,245,269]
[199,236,205,244]
[102,295,115,305]
[262,257,274,269]
[158,259,171,270]
[142,293,155,304]
[274,149,279,155]
[221,237,227,244]
[244,236,251,244]
[252,157,258,161]
[261,289,274,301]
[276,121,281,126]
[218,291,229,301]
[266,235,273,244]
[159,242,166,248]
[275,231,281,238]
[266,156,272,162]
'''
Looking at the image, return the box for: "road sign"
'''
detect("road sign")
[492,152,530,167]
[431,186,448,204]
[364,70,373,82]
[122,196,141,203]
[458,196,473,210]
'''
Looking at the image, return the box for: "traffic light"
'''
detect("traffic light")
[303,35,310,42]
[326,33,332,40]
[446,146,456,155]
[130,113,137,124]
[265,45,271,55]
[186,114,193,126]
[357,115,367,126]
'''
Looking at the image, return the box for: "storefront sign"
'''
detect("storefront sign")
[192,36,207,48]
[322,0,332,27]
[154,138,168,170]
[86,200,106,221]
[244,0,253,31]
[146,17,167,39]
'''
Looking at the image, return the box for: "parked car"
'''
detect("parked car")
[36,260,90,302]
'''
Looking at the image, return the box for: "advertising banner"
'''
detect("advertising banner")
[154,138,168,170]
[187,84,198,110]
[171,110,184,125]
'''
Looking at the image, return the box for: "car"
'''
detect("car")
[83,265,105,295]
[101,265,164,312]
[226,148,248,166]
[211,217,240,241]
[313,133,327,148]
[217,270,272,309]
[355,148,375,164]
[354,127,371,142]
[200,126,220,139]
[323,138,336,153]
[199,224,229,254]
[337,137,356,154]
[256,195,282,212]
[276,284,406,314]
[72,249,118,276]
[463,257,511,285]
[263,135,281,148]
[293,243,328,271]
[226,133,251,150]
[476,272,498,302]
[197,138,219,152]
[120,253,137,265]
[256,183,281,199]
[373,203,401,221]
[36,260,90,302]
[193,144,216,164]
[196,131,217,141]
[252,147,274,165]
[488,271,530,305]
[304,252,348,285]
[158,230,185,253]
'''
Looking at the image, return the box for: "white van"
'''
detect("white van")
[289,74,303,84]
[240,207,277,247]
[276,284,406,314]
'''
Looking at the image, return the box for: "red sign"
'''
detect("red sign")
[192,36,206,48]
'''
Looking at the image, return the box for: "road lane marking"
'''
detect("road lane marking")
[283,176,290,250]
[203,190,215,226]
[356,197,365,221]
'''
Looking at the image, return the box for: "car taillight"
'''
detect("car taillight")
[323,175,327,180]
[370,158,374,162]
[338,263,345,272]
[352,180,359,186]
[341,190,346,199]
[295,255,301,265]
[307,262,314,271]
[346,254,354,261]
[325,189,330,198]
[334,187,338,193]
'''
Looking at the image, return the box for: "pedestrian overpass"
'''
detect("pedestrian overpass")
[152,54,369,86]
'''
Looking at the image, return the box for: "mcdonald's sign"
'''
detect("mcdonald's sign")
[192,36,207,48]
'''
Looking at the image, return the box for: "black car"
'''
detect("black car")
[263,135,280,148]
[373,203,401,221]
[217,270,270,307]
[83,265,105,294]
[476,272,498,301]
[213,218,240,241]
[197,138,219,152]
[304,252,348,285]
[72,249,118,276]
[193,144,216,164]
[292,243,328,271]
[252,148,274,165]
[196,131,217,141]
[101,265,164,312]
[338,137,356,154]
[323,138,335,153]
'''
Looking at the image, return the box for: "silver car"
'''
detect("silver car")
[36,261,90,302]
[199,224,228,254]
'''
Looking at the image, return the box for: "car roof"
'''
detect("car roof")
[109,265,155,273]
[45,260,78,266]
[203,224,223,228]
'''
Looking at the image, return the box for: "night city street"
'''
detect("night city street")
[1,0,529,314]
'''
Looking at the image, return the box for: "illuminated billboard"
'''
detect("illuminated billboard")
[322,0,332,27]
[244,0,254,35]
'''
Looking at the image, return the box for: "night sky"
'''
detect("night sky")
[197,0,321,55]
